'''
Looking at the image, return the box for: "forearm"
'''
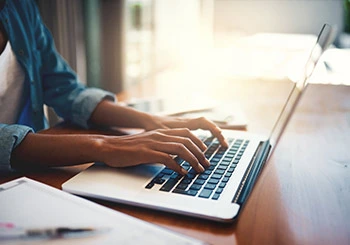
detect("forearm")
[89,100,155,129]
[10,132,104,169]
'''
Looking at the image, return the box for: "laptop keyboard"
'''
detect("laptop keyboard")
[145,136,249,200]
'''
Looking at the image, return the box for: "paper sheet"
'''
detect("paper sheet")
[0,177,207,245]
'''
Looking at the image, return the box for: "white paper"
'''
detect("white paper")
[0,177,207,245]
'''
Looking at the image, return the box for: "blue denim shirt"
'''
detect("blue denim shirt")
[0,0,115,171]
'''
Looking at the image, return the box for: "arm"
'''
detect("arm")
[10,101,226,174]
[10,129,210,174]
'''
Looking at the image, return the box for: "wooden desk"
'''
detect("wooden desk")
[1,81,349,245]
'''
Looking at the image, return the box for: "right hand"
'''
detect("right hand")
[98,128,210,175]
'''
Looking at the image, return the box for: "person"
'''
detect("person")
[0,0,227,175]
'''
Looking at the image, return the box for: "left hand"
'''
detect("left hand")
[144,115,228,148]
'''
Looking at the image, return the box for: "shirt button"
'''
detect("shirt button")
[19,49,24,56]
[31,80,35,85]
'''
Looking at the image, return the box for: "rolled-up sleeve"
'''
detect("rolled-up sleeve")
[0,124,33,172]
[32,5,116,129]
[71,87,116,128]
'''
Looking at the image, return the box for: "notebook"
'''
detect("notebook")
[62,24,335,222]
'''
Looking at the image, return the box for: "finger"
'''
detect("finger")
[151,151,188,175]
[151,142,206,173]
[158,128,207,151]
[188,117,229,148]
[151,130,210,168]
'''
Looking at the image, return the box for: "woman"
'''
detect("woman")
[0,0,227,174]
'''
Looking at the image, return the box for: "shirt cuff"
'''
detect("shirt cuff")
[0,124,34,172]
[71,88,116,129]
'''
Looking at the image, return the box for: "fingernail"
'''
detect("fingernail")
[198,165,205,173]
[180,168,188,175]
[205,159,211,167]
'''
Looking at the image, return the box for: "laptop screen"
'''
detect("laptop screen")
[269,24,335,148]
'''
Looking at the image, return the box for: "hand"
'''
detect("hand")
[89,100,228,147]
[98,128,211,175]
[144,115,229,147]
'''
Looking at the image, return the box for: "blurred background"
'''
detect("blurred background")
[36,0,347,95]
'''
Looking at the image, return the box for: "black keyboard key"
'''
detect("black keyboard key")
[212,193,220,200]
[222,177,230,182]
[180,178,192,185]
[207,178,219,184]
[225,172,232,178]
[156,173,164,178]
[188,168,197,174]
[197,174,209,180]
[185,190,198,196]
[217,165,228,170]
[189,184,202,190]
[161,168,174,175]
[213,153,224,159]
[211,174,222,179]
[210,157,221,163]
[170,173,182,180]
[204,184,216,190]
[219,182,226,188]
[199,189,213,198]
[209,161,219,166]
[204,170,212,175]
[176,183,188,190]
[217,146,227,152]
[205,153,214,158]
[172,189,198,197]
[145,182,154,189]
[204,137,214,146]
[160,179,178,192]
[173,188,186,194]
[214,169,225,175]
[215,188,224,194]
[193,179,205,185]
[153,178,166,184]
[185,173,196,179]
[220,161,230,166]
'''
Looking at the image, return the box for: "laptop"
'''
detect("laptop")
[63,24,335,222]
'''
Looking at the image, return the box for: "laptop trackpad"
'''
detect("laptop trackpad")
[81,162,162,188]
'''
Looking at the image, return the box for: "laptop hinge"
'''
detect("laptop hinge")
[232,139,271,205]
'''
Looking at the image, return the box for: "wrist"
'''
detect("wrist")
[141,113,161,130]
[86,135,107,162]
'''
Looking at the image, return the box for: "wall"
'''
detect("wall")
[214,0,344,36]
